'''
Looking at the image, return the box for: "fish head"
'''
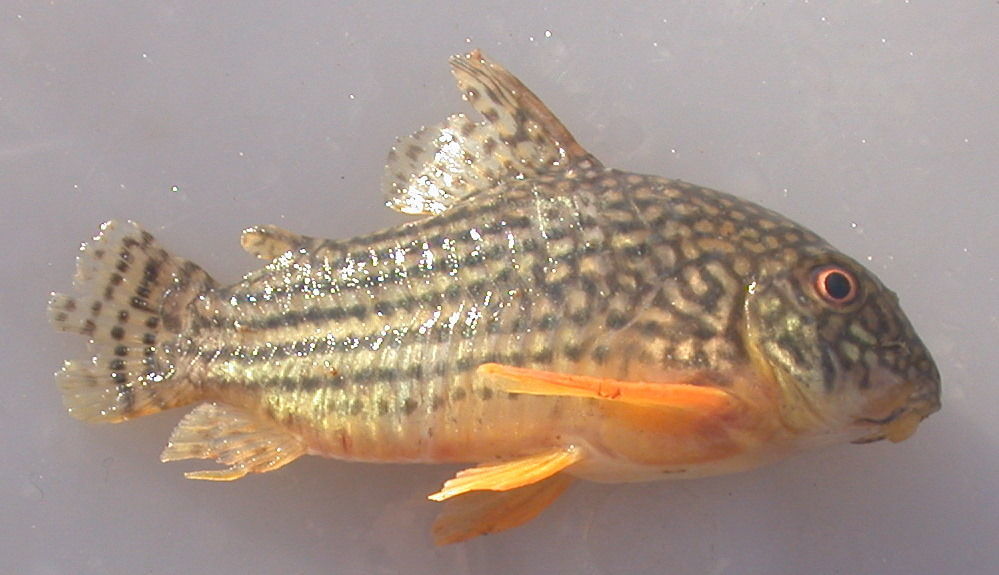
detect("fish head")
[743,248,941,445]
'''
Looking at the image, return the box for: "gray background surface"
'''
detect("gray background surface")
[3,2,996,574]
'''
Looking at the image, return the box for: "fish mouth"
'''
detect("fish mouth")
[850,358,942,445]
[852,396,940,444]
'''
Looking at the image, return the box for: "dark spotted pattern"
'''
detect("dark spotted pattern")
[50,51,940,464]
[48,221,216,421]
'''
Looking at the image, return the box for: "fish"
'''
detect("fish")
[48,50,941,544]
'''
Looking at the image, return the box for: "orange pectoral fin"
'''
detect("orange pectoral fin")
[478,363,736,412]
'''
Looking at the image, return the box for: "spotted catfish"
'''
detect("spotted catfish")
[49,50,940,544]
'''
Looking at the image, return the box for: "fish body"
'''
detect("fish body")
[49,51,940,543]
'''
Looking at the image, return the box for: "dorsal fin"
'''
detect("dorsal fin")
[383,50,601,216]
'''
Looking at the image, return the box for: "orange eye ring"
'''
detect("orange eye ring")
[812,265,859,306]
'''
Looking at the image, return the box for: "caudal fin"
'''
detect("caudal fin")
[48,220,216,422]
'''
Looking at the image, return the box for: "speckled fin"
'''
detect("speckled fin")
[478,363,736,411]
[47,220,215,422]
[428,446,582,501]
[240,224,312,260]
[160,402,306,481]
[383,49,601,216]
[432,473,574,545]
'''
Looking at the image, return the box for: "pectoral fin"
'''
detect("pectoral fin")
[478,363,736,412]
[161,402,305,481]
[429,447,583,501]
[432,473,574,545]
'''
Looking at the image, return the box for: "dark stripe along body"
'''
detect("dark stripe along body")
[185,165,933,462]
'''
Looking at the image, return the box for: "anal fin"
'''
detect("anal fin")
[433,473,574,545]
[161,402,305,481]
[429,447,583,501]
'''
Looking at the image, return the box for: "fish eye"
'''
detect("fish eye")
[811,265,859,306]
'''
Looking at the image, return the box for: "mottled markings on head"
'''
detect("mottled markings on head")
[776,332,808,366]
[855,370,871,391]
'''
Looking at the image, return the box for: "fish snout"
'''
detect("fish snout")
[852,358,941,444]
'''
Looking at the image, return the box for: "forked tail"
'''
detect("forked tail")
[48,220,216,422]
